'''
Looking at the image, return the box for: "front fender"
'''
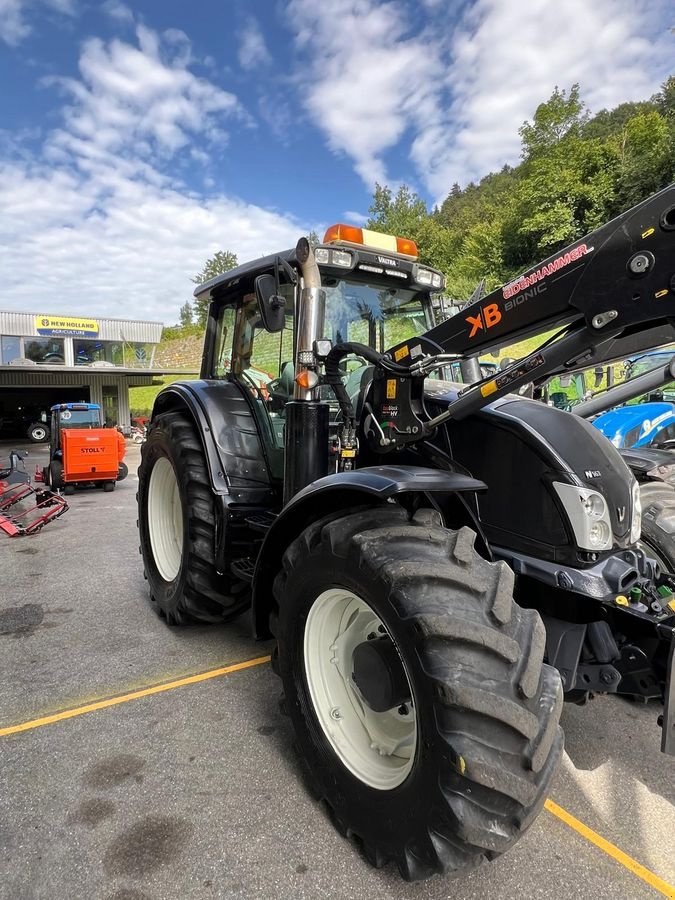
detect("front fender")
[251,465,486,639]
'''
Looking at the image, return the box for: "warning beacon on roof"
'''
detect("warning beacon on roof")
[35,315,99,337]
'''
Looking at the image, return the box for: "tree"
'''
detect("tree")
[656,75,675,119]
[519,84,587,158]
[179,301,193,327]
[612,111,673,211]
[191,250,238,326]
[367,184,429,238]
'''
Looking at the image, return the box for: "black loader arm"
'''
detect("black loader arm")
[426,184,675,357]
[359,186,675,451]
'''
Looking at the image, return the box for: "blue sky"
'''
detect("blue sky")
[0,0,673,322]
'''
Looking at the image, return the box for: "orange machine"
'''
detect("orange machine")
[61,428,119,485]
[43,403,126,494]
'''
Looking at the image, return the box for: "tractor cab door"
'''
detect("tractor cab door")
[50,410,61,454]
[211,284,296,481]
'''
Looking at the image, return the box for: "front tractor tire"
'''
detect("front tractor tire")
[639,481,675,572]
[274,507,564,881]
[137,411,250,625]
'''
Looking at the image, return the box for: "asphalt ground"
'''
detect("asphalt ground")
[0,439,674,900]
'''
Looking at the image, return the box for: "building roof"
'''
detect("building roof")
[0,310,163,343]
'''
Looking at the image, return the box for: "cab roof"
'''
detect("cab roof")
[50,402,100,411]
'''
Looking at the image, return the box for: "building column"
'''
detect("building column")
[88,378,103,407]
[64,337,75,367]
[117,377,130,428]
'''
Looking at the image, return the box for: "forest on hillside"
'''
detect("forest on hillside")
[367,78,675,302]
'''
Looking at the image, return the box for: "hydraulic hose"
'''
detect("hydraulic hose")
[324,341,409,424]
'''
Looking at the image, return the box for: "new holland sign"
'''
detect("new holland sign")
[35,315,99,337]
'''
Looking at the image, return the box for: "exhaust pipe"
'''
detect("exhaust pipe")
[283,237,329,505]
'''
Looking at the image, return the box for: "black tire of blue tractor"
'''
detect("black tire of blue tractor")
[639,481,675,572]
[49,460,64,490]
[117,461,129,482]
[273,506,564,881]
[137,410,250,625]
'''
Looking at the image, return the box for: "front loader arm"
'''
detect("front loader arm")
[357,186,675,450]
[425,184,675,358]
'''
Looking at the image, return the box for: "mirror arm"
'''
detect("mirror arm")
[278,255,297,285]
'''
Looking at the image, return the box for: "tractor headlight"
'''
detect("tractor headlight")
[314,247,354,268]
[630,480,642,544]
[412,264,445,291]
[553,482,613,551]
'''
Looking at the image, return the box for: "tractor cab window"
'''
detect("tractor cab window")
[321,277,434,403]
[58,408,101,429]
[213,285,295,456]
[650,422,675,448]
[322,279,432,351]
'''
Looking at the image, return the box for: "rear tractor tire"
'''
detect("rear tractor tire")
[639,481,675,572]
[137,411,250,625]
[273,507,564,881]
[117,462,129,482]
[49,461,64,490]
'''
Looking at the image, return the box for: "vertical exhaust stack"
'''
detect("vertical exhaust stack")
[294,237,325,400]
[283,237,330,505]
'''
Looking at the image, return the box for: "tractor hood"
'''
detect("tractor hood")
[423,381,637,563]
[592,402,675,449]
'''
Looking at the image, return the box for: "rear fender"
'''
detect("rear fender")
[152,379,273,499]
[251,466,487,639]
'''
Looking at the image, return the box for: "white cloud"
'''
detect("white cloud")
[415,0,675,199]
[0,0,30,44]
[287,0,440,188]
[0,162,305,320]
[0,0,75,45]
[0,24,307,321]
[286,0,673,200]
[343,210,369,226]
[101,0,133,25]
[45,25,244,164]
[238,18,271,70]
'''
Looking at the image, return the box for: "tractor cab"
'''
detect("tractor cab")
[50,403,103,452]
[199,225,442,480]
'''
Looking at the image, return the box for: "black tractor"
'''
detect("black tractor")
[137,190,675,881]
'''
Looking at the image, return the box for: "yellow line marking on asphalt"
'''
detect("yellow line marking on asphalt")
[545,799,675,898]
[0,655,271,738]
[2,656,674,898]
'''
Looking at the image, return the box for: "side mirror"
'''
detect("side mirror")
[255,274,285,333]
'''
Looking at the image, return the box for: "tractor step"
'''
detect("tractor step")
[244,511,278,533]
[230,556,256,583]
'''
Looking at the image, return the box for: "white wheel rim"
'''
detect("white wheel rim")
[147,457,184,582]
[32,427,46,440]
[304,588,417,790]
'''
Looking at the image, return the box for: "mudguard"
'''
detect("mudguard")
[152,379,274,502]
[251,465,487,639]
[619,446,675,480]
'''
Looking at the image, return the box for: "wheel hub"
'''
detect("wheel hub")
[303,588,417,790]
[352,636,411,713]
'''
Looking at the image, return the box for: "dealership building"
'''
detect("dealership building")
[0,310,166,435]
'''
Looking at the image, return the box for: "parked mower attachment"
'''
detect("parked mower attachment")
[0,478,68,537]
